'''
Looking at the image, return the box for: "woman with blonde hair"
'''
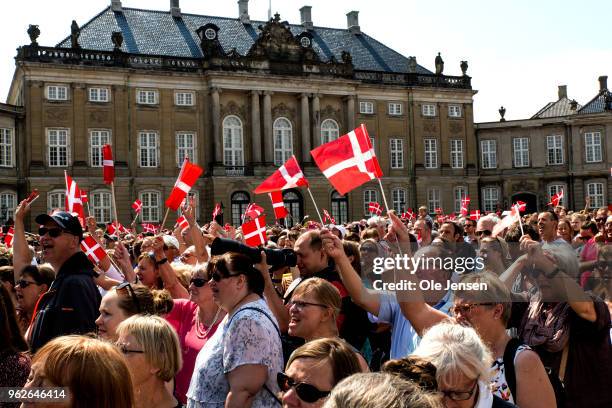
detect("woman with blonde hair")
[22,334,134,408]
[116,314,182,408]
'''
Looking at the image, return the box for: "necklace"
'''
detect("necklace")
[195,306,222,338]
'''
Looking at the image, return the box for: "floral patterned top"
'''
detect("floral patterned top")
[186,298,283,408]
[490,344,530,403]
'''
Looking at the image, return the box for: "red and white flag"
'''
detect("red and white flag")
[548,190,564,207]
[469,210,481,221]
[244,203,264,220]
[212,203,223,220]
[323,209,336,224]
[401,209,415,220]
[460,196,470,216]
[254,155,309,194]
[80,235,108,264]
[269,191,289,219]
[102,144,114,185]
[80,190,88,204]
[368,202,383,215]
[493,206,520,237]
[514,201,527,212]
[107,222,128,236]
[142,223,159,234]
[4,226,14,248]
[311,124,383,195]
[64,172,85,222]
[132,199,142,214]
[176,215,190,233]
[242,215,267,247]
[166,158,203,211]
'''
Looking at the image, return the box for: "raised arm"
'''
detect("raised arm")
[182,198,209,263]
[152,235,189,299]
[13,199,34,280]
[255,251,289,332]
[112,241,137,283]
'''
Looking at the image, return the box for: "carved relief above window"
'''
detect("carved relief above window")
[220,101,247,123]
[423,122,438,133]
[272,102,296,122]
[320,104,342,127]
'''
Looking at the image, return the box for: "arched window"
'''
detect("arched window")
[273,117,293,166]
[139,190,161,223]
[47,190,65,214]
[331,191,348,225]
[283,190,303,226]
[321,119,339,145]
[0,191,16,223]
[91,190,112,224]
[231,191,250,226]
[223,116,244,167]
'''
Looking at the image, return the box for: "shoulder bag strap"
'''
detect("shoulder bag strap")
[502,337,522,400]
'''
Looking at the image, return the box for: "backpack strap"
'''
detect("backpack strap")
[558,343,569,381]
[502,337,522,400]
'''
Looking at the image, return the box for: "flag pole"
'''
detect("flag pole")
[131,211,140,225]
[306,187,324,224]
[515,205,525,236]
[377,178,391,213]
[161,207,170,232]
[110,182,119,230]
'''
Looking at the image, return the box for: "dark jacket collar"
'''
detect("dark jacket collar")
[56,251,96,279]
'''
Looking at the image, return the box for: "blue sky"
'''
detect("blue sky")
[1,0,610,121]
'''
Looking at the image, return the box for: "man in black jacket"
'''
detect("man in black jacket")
[29,211,101,353]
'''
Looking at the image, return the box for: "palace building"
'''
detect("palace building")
[4,0,476,228]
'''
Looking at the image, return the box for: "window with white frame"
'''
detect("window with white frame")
[546,135,564,165]
[89,130,111,167]
[136,89,158,105]
[47,128,70,167]
[331,191,349,225]
[175,91,194,106]
[0,128,14,167]
[388,103,402,115]
[139,191,160,223]
[47,190,65,213]
[513,138,530,167]
[392,188,406,213]
[427,188,440,214]
[454,186,467,214]
[223,116,243,167]
[422,104,436,117]
[231,191,250,226]
[91,191,112,224]
[424,138,438,168]
[482,187,499,213]
[548,184,565,207]
[320,119,339,144]
[584,132,602,163]
[359,101,374,114]
[0,191,16,222]
[176,132,196,166]
[273,117,293,166]
[448,105,462,118]
[586,182,604,208]
[481,140,497,169]
[450,139,464,168]
[390,139,404,169]
[46,85,68,101]
[138,131,159,167]
[363,189,378,215]
[88,87,109,102]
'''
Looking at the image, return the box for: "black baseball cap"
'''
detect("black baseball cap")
[35,211,84,241]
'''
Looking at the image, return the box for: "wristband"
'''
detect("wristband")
[271,278,282,284]
[156,258,168,266]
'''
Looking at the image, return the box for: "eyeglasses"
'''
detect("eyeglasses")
[16,279,39,288]
[116,281,142,313]
[190,278,208,287]
[277,372,330,403]
[210,271,242,282]
[38,227,65,238]
[595,218,606,223]
[288,300,329,311]
[475,230,492,237]
[116,343,145,355]
[450,303,494,316]
[438,380,478,401]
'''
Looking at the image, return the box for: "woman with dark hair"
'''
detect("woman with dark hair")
[187,252,283,408]
[0,284,30,395]
[15,264,55,335]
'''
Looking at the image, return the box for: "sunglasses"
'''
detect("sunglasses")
[16,279,39,288]
[190,278,208,287]
[439,381,478,401]
[277,372,330,403]
[475,230,492,237]
[210,271,242,282]
[38,227,65,238]
[116,281,142,313]
[450,303,494,315]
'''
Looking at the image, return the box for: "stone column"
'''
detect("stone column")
[300,93,311,162]
[210,87,221,163]
[250,91,261,163]
[312,93,321,151]
[346,95,356,130]
[263,91,273,163]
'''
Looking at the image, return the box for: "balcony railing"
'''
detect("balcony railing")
[223,166,253,177]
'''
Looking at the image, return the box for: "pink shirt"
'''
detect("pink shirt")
[165,299,221,404]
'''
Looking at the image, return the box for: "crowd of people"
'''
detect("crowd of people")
[0,197,611,408]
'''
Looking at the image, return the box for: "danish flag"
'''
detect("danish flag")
[176,215,190,233]
[401,209,415,220]
[212,203,223,220]
[514,201,527,212]
[102,144,114,185]
[80,235,108,264]
[254,155,309,194]
[311,124,383,196]
[242,215,267,247]
[142,223,159,234]
[4,226,14,248]
[80,190,88,204]
[107,222,127,236]
[460,196,470,216]
[132,199,142,214]
[548,190,564,207]
[165,158,203,211]
[469,210,481,221]
[323,209,336,224]
[493,206,520,237]
[64,172,85,222]
[244,203,264,220]
[368,202,383,215]
[269,191,289,219]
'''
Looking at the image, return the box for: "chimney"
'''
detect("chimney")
[238,0,250,24]
[558,85,567,100]
[111,0,122,12]
[598,75,608,93]
[300,6,313,30]
[346,11,360,34]
[170,0,181,18]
